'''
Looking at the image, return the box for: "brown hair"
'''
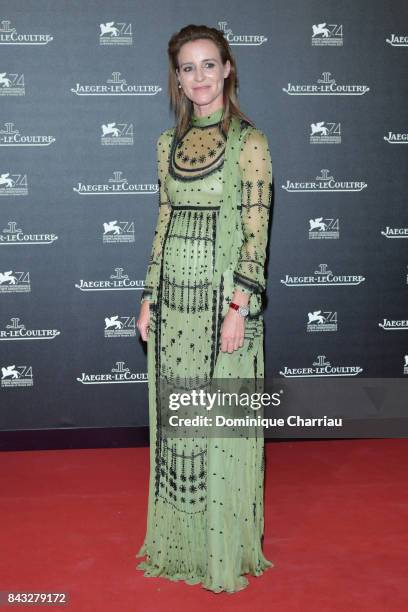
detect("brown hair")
[167,24,255,139]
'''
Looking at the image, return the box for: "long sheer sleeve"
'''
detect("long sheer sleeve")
[232,128,273,298]
[140,129,173,304]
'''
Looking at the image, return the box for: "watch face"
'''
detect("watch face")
[239,305,249,317]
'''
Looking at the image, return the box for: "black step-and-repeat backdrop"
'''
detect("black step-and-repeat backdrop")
[1,1,407,432]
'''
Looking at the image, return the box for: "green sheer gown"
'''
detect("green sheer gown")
[136,107,274,593]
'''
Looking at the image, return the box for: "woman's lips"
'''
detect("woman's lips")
[194,86,210,90]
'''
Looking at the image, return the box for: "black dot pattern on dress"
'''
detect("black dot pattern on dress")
[169,122,226,181]
[137,110,274,593]
[141,121,273,310]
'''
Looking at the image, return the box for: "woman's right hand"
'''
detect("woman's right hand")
[137,300,151,341]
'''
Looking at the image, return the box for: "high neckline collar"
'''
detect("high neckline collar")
[191,106,224,127]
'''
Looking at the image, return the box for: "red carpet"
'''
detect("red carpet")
[1,439,407,611]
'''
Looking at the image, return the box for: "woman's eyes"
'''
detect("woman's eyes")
[183,63,215,72]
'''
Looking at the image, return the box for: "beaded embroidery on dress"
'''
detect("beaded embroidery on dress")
[136,107,274,593]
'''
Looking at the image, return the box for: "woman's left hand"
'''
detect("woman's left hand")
[220,308,245,353]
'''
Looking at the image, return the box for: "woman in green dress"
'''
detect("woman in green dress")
[136,24,273,593]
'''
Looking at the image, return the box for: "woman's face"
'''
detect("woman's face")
[176,38,230,113]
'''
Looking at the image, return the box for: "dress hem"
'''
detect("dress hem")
[134,545,274,594]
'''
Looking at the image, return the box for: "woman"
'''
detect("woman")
[136,24,273,593]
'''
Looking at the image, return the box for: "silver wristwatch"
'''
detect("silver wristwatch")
[229,302,249,317]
